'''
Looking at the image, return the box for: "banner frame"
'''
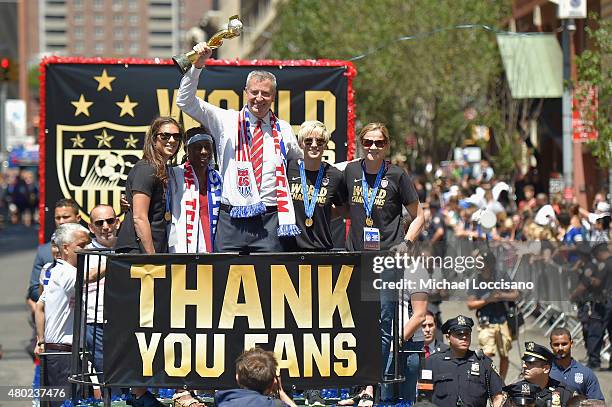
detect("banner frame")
[38,56,357,243]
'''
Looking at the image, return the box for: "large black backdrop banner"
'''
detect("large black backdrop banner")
[39,57,356,243]
[103,252,381,388]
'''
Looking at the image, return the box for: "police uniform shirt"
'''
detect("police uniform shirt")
[467,268,513,324]
[550,359,605,400]
[578,259,607,301]
[426,338,449,356]
[512,379,574,407]
[286,160,347,250]
[424,348,503,407]
[344,160,419,251]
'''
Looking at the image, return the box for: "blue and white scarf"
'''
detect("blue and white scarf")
[168,162,222,253]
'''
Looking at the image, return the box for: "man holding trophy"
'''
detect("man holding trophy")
[176,17,303,253]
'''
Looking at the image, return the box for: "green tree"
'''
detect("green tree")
[575,15,611,169]
[271,0,511,170]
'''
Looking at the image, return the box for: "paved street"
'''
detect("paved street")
[0,224,40,406]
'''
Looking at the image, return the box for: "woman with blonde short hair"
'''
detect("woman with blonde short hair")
[284,120,347,251]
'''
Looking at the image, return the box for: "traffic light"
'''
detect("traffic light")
[0,58,9,81]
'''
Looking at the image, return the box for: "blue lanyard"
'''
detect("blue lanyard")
[299,160,325,221]
[361,160,385,220]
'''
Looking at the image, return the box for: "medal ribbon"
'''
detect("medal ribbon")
[165,165,172,222]
[361,160,385,221]
[299,160,325,221]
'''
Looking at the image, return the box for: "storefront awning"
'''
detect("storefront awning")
[496,33,563,99]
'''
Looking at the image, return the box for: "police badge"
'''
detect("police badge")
[551,392,561,406]
[527,342,535,351]
[458,315,466,326]
[574,372,583,384]
[521,383,530,395]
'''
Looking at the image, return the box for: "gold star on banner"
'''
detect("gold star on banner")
[71,94,93,117]
[70,133,85,148]
[116,95,138,117]
[94,129,114,148]
[124,134,138,148]
[93,69,116,92]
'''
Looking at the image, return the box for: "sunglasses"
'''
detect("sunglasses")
[303,137,326,147]
[156,132,182,142]
[93,217,117,227]
[362,139,387,148]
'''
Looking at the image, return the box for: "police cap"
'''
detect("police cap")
[441,315,474,334]
[503,382,538,406]
[522,342,554,363]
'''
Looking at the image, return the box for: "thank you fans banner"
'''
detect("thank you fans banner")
[103,252,381,388]
[40,58,356,242]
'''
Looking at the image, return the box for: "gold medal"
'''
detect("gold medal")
[164,211,172,222]
[365,217,374,227]
[305,218,314,227]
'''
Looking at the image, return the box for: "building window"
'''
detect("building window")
[112,0,123,11]
[150,16,171,22]
[113,14,123,25]
[75,42,84,53]
[129,28,139,39]
[95,14,104,24]
[114,28,124,39]
[93,0,103,11]
[74,27,83,39]
[74,0,83,9]
[95,27,104,37]
[114,42,124,53]
[128,0,137,10]
[74,13,83,24]
[129,43,139,54]
[129,14,139,24]
[95,42,104,54]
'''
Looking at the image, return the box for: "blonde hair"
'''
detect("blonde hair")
[297,120,329,145]
[359,122,390,144]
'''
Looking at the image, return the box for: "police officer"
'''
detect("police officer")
[549,327,604,400]
[569,243,610,370]
[502,382,538,407]
[423,315,504,407]
[511,341,575,407]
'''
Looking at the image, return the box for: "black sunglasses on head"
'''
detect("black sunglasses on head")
[362,139,387,148]
[93,217,117,227]
[156,132,182,141]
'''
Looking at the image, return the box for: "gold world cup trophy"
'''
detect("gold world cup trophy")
[172,15,243,74]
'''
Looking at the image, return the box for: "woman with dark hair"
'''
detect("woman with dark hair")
[116,116,183,254]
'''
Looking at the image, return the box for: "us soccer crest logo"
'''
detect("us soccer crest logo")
[56,121,147,223]
[237,166,252,198]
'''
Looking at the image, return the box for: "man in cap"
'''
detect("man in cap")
[549,327,604,400]
[423,315,504,407]
[509,341,575,407]
[502,382,538,407]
